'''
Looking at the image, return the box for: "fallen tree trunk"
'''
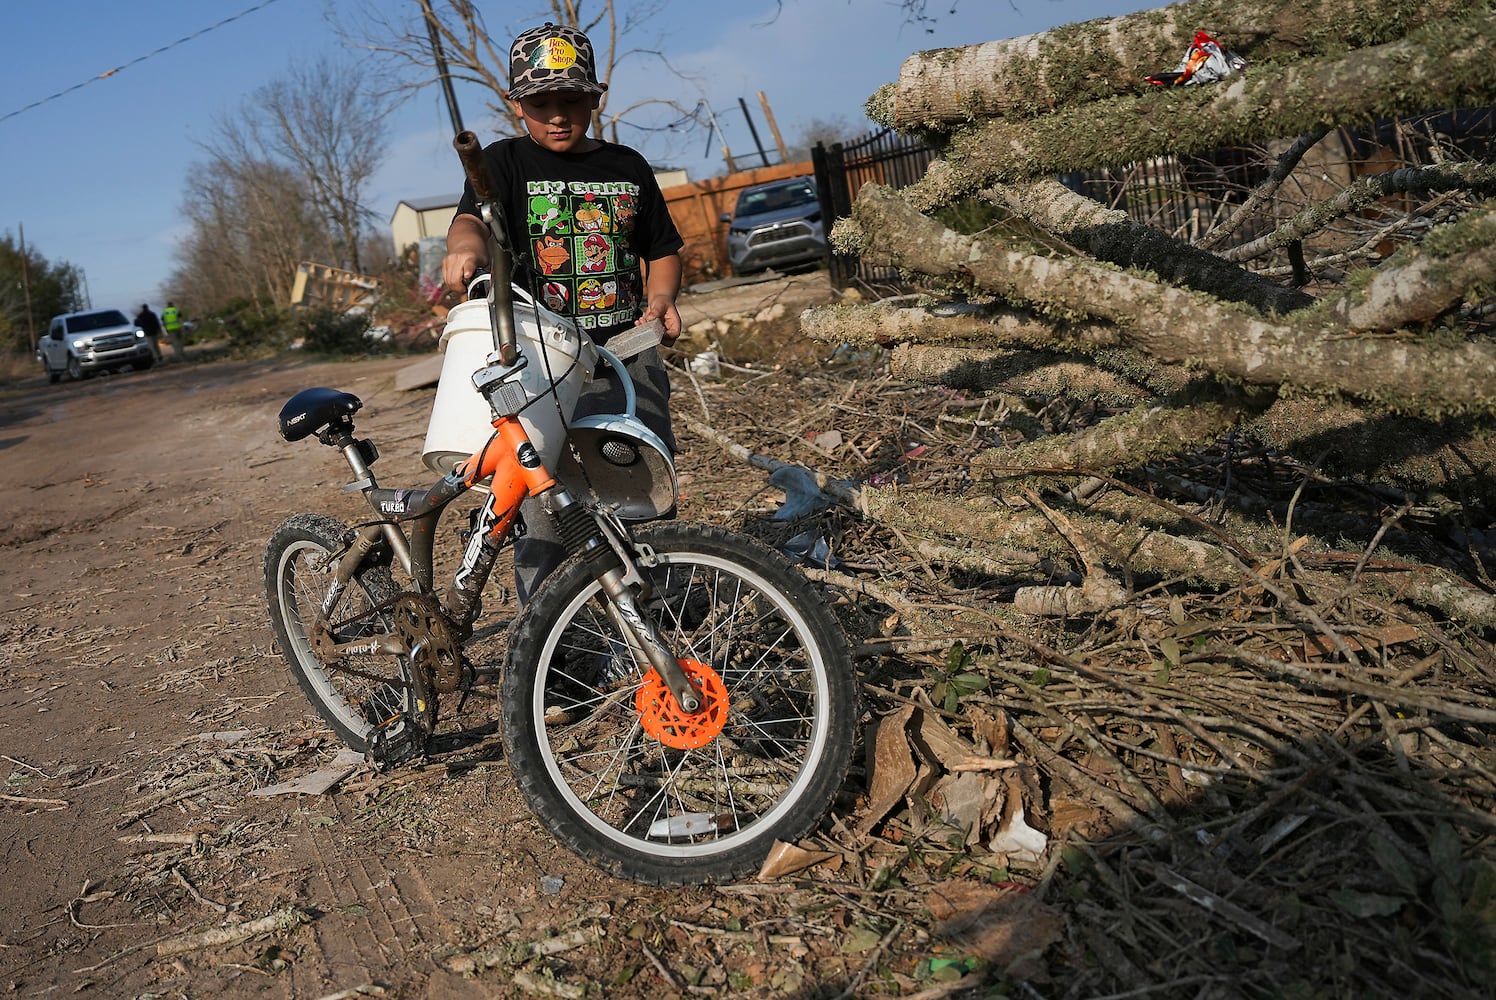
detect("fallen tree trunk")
[888,344,1153,404]
[876,0,1483,129]
[982,179,1314,315]
[974,391,1272,480]
[835,184,1496,415]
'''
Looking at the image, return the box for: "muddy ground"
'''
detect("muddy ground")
[1,274,952,999]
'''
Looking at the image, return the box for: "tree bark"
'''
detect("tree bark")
[975,392,1270,480]
[875,0,1483,129]
[802,302,1121,351]
[888,344,1152,404]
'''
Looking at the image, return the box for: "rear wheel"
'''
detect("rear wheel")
[264,513,434,758]
[502,522,857,885]
[43,357,61,384]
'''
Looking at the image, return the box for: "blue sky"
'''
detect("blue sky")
[0,0,1157,313]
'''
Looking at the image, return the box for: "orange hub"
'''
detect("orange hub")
[635,659,729,750]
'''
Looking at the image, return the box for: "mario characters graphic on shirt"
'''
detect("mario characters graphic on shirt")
[525,179,643,332]
[574,192,612,233]
[578,232,612,274]
[614,194,637,233]
[541,281,569,313]
[576,278,620,312]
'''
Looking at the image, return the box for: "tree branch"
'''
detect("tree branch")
[983,178,1314,315]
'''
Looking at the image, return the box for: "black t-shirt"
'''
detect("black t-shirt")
[455,137,684,343]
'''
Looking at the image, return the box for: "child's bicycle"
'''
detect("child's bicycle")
[261,132,857,885]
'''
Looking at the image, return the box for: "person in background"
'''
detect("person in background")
[161,301,186,361]
[134,303,164,361]
[442,21,684,604]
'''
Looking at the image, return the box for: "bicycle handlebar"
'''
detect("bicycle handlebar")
[453,130,495,202]
[453,130,519,365]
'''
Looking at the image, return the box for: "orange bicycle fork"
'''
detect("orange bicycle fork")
[452,416,704,715]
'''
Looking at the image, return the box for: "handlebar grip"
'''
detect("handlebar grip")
[453,131,495,202]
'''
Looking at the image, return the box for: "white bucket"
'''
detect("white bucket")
[420,291,596,474]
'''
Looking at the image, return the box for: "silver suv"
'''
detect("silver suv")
[38,309,156,383]
[721,176,827,276]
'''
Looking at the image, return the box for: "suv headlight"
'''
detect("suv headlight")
[76,338,93,350]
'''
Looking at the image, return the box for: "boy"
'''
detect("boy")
[442,22,684,603]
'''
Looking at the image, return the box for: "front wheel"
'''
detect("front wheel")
[264,513,434,758]
[502,522,858,885]
[66,355,84,381]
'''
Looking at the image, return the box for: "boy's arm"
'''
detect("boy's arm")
[443,213,490,293]
[640,251,683,345]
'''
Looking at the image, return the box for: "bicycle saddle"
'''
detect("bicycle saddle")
[278,387,362,441]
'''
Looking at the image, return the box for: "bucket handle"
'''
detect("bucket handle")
[593,345,638,418]
[466,273,492,299]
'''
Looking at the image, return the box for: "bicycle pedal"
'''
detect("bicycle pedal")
[367,721,427,768]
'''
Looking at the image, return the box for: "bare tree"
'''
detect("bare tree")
[787,114,866,161]
[340,0,706,146]
[168,158,323,314]
[166,56,391,312]
[241,58,392,273]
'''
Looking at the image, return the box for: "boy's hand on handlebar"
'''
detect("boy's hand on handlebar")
[444,214,491,295]
[443,250,486,295]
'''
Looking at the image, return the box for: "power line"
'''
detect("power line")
[0,0,288,125]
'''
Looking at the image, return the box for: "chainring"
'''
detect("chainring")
[392,593,467,694]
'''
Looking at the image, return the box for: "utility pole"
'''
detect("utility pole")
[18,222,35,352]
[757,92,789,163]
[703,101,738,173]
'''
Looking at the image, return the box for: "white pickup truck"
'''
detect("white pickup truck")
[38,309,156,383]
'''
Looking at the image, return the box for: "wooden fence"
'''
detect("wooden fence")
[661,162,814,285]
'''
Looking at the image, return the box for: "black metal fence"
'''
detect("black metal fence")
[812,128,939,292]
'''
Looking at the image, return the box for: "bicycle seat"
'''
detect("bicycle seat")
[278,387,362,441]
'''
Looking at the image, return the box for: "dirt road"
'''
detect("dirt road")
[0,275,902,997]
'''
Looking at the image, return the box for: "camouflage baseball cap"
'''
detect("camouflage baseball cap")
[507,23,606,101]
